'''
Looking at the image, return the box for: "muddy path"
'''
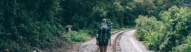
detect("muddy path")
[68,29,149,52]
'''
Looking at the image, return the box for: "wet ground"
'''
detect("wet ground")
[68,30,150,52]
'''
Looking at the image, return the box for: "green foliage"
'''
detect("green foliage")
[136,5,191,51]
[0,0,184,51]
[172,37,191,52]
[64,30,90,43]
[159,6,191,51]
[0,0,62,51]
[59,0,181,29]
[135,15,164,50]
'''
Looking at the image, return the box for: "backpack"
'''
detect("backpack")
[96,27,111,46]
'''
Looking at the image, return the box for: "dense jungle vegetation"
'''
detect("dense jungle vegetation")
[0,0,191,51]
[135,0,191,52]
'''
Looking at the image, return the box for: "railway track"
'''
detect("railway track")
[113,30,128,52]
[96,30,129,52]
[74,29,148,52]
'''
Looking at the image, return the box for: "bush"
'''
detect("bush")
[135,15,164,50]
[172,37,191,52]
[159,6,191,51]
[136,5,191,51]
[64,30,90,43]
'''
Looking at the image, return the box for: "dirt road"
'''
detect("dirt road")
[68,30,149,52]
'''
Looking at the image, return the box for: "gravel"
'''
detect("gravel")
[69,30,150,52]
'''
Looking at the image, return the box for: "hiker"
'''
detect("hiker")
[96,19,112,52]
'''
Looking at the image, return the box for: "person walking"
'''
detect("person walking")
[96,18,112,52]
